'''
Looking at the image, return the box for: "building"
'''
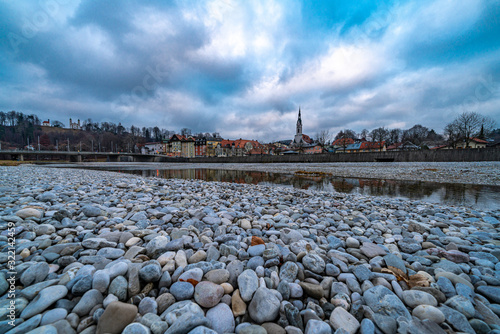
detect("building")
[166,134,183,157]
[359,141,386,152]
[387,141,420,151]
[206,136,222,157]
[142,142,164,154]
[42,119,51,127]
[69,118,81,130]
[331,137,355,149]
[303,144,323,154]
[216,139,263,157]
[194,136,207,157]
[456,138,488,149]
[181,136,195,158]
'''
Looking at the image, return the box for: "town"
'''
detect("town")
[0,110,498,158]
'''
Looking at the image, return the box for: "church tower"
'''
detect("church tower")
[296,107,302,135]
[293,107,304,145]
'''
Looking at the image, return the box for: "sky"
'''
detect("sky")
[0,0,499,142]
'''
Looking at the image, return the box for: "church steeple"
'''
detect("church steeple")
[296,107,302,135]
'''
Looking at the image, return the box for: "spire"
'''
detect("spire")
[296,107,302,136]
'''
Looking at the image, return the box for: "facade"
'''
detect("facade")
[181,137,195,158]
[303,144,323,154]
[69,118,81,130]
[194,137,207,157]
[206,136,222,157]
[166,134,183,157]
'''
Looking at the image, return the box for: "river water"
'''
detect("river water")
[84,167,500,211]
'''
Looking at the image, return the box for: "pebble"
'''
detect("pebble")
[1,165,500,334]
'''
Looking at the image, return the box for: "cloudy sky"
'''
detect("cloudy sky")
[1,0,499,142]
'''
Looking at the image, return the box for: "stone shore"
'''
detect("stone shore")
[1,165,500,334]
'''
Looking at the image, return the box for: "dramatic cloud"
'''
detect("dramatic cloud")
[0,0,499,142]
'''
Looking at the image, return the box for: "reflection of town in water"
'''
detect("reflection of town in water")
[106,168,499,211]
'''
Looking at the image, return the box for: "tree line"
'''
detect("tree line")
[0,111,184,152]
[316,112,497,149]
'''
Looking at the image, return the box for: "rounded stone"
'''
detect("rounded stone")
[139,262,162,283]
[206,303,235,334]
[92,270,111,293]
[412,305,445,324]
[302,253,326,274]
[248,287,280,324]
[238,269,259,302]
[170,281,195,301]
[122,323,151,334]
[402,290,438,308]
[194,281,224,308]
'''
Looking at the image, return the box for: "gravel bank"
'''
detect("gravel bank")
[1,166,500,334]
[44,161,500,186]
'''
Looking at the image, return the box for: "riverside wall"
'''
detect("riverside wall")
[181,147,500,163]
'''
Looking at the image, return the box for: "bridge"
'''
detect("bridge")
[0,150,171,162]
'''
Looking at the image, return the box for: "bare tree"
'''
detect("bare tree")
[388,128,402,145]
[315,129,332,146]
[370,127,388,145]
[402,124,429,145]
[452,111,496,147]
[359,129,369,140]
[444,120,461,148]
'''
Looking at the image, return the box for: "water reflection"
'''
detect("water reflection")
[95,168,500,211]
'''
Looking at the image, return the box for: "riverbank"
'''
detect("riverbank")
[1,166,500,333]
[42,161,500,186]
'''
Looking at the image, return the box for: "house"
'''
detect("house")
[344,142,362,153]
[143,142,164,154]
[216,139,263,157]
[359,141,386,152]
[456,138,488,149]
[331,137,355,148]
[387,141,420,151]
[303,144,323,154]
[42,119,51,127]
[181,137,195,158]
[166,134,183,157]
[194,137,207,157]
[206,136,222,157]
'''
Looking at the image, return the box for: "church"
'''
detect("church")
[292,108,313,147]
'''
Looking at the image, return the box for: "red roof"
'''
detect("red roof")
[302,134,313,144]
[360,141,385,150]
[332,138,355,146]
[387,142,403,150]
[471,137,488,144]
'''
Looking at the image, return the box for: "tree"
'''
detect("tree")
[402,124,429,145]
[388,128,402,145]
[451,111,496,147]
[40,133,51,148]
[153,126,161,142]
[444,120,461,148]
[370,127,388,146]
[334,129,356,140]
[315,129,332,146]
[52,120,65,128]
[359,129,369,140]
[181,128,192,137]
